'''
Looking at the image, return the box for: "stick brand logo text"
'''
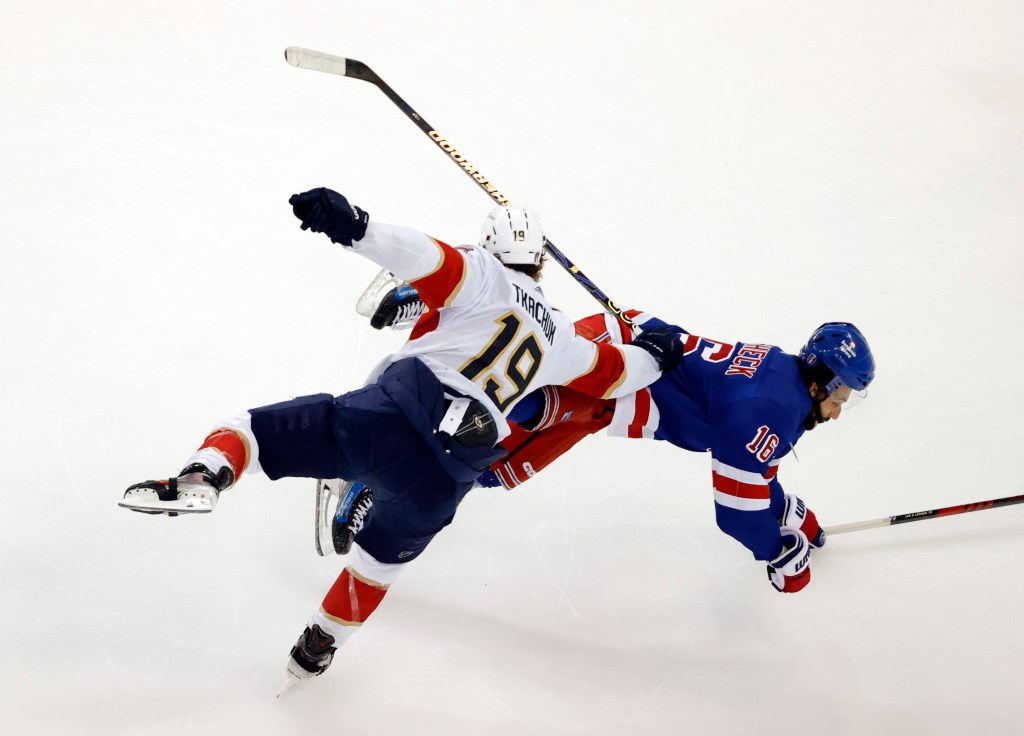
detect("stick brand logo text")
[429,130,510,206]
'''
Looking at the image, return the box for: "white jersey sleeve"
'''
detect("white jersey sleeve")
[350,221,661,439]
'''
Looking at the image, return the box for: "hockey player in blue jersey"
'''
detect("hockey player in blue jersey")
[497,310,875,593]
[368,295,876,594]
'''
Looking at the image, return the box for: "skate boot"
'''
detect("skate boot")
[370,284,425,330]
[332,483,373,555]
[286,624,337,681]
[315,480,374,556]
[119,463,234,516]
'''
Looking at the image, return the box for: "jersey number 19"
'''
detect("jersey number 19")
[459,312,543,411]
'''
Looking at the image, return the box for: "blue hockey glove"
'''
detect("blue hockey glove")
[289,187,369,246]
[631,325,684,371]
[766,527,812,593]
[782,493,825,548]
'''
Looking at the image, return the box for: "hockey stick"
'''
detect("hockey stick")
[823,493,1024,535]
[284,46,638,332]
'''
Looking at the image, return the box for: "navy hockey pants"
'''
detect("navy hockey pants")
[247,358,504,564]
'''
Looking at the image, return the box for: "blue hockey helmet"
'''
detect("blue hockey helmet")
[800,322,875,394]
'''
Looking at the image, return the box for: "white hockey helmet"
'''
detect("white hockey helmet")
[478,206,544,266]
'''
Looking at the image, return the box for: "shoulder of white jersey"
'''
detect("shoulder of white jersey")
[458,242,507,259]
[431,242,508,310]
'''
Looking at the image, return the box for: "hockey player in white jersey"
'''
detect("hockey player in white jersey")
[119,187,683,686]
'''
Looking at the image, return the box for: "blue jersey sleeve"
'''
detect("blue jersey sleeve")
[710,399,792,561]
[768,476,785,520]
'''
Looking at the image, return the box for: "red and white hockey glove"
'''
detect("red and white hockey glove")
[767,527,812,593]
[782,493,825,548]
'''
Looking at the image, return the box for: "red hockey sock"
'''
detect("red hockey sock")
[197,428,249,479]
[321,568,390,626]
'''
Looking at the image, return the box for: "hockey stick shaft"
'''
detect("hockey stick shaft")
[284,47,638,332]
[823,493,1024,535]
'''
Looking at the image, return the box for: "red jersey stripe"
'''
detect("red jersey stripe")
[565,342,627,399]
[492,462,520,489]
[712,471,771,500]
[574,313,611,342]
[620,309,646,341]
[409,238,467,309]
[409,308,441,341]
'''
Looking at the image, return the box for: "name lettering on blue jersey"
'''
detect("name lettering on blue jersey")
[725,343,774,378]
[512,283,557,344]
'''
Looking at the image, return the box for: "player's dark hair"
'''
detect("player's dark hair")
[506,253,546,282]
[798,358,835,397]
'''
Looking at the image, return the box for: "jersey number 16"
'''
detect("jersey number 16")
[746,425,779,462]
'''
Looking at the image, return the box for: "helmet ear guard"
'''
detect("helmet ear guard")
[800,322,876,396]
[479,207,544,265]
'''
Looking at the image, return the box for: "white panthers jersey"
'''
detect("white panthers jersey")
[351,222,661,440]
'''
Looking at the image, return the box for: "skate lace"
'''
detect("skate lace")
[392,300,425,329]
[350,494,373,533]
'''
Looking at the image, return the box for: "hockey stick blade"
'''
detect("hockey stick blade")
[284,47,349,76]
[284,47,380,86]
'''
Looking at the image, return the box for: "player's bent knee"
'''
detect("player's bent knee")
[249,393,338,480]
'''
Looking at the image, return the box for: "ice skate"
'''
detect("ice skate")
[314,479,373,555]
[370,284,426,330]
[332,482,373,555]
[119,463,234,516]
[280,624,336,691]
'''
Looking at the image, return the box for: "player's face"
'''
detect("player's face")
[803,383,853,431]
[818,385,852,422]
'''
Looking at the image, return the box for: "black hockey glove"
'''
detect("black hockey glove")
[631,325,684,371]
[289,187,369,246]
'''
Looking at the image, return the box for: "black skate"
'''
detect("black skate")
[119,463,234,516]
[286,624,337,680]
[315,479,373,556]
[332,483,373,555]
[370,284,426,330]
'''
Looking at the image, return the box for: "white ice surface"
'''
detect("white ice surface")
[2,2,1024,734]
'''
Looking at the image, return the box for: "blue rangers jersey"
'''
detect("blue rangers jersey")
[586,311,813,561]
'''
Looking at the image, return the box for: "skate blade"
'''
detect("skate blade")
[315,479,351,556]
[276,670,304,698]
[314,479,335,556]
[118,497,215,515]
[276,678,296,698]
